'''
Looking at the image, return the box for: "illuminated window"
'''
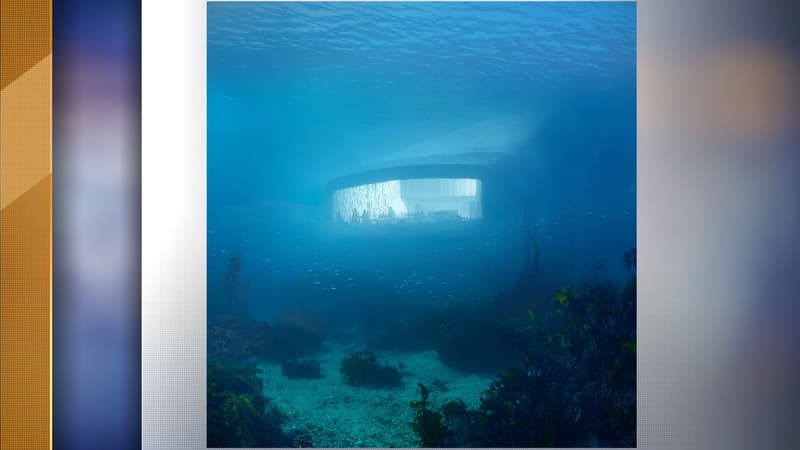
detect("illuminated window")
[332,178,481,223]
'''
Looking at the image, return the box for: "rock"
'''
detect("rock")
[340,350,402,388]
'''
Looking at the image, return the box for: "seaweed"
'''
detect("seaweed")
[207,362,288,448]
[410,383,448,447]
[413,248,637,447]
[471,255,637,447]
[514,207,543,297]
[220,250,250,318]
[622,247,636,274]
[410,386,479,448]
[339,350,402,388]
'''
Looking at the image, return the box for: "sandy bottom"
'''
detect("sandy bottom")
[259,341,492,448]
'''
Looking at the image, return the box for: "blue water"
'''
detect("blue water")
[208,1,635,318]
[207,3,635,447]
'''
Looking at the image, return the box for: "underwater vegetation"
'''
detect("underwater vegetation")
[219,251,249,317]
[623,247,636,273]
[209,251,325,363]
[408,249,637,447]
[411,384,480,448]
[208,242,635,447]
[208,362,317,448]
[511,211,544,299]
[340,350,403,388]
[207,362,287,448]
[477,278,636,447]
[410,383,449,447]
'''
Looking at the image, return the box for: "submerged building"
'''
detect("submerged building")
[325,164,487,223]
[323,115,534,224]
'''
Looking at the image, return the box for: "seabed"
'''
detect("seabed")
[259,340,490,448]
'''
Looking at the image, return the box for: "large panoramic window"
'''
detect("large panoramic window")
[332,178,481,223]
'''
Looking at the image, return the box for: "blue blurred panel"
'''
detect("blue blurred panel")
[53,1,141,449]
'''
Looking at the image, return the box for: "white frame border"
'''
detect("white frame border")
[142,0,206,448]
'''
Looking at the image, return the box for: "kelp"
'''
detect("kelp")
[207,362,288,448]
[220,250,250,318]
[410,383,449,447]
[408,248,637,448]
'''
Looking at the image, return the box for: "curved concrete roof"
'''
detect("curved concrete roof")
[324,164,489,194]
